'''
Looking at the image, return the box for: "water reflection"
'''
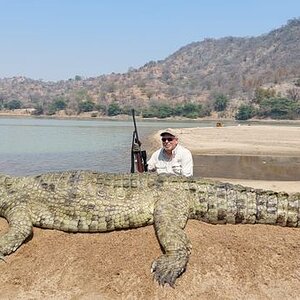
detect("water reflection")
[194,155,300,180]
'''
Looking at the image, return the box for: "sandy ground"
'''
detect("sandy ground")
[1,124,300,300]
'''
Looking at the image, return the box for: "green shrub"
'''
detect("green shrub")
[78,100,95,113]
[235,104,256,120]
[47,98,67,115]
[213,94,228,111]
[258,97,299,119]
[107,102,122,116]
[4,100,22,110]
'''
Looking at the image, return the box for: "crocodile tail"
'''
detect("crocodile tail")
[190,180,300,227]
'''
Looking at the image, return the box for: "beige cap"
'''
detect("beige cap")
[160,129,177,137]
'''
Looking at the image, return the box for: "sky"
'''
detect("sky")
[0,0,299,82]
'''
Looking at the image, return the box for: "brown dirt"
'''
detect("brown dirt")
[1,217,300,300]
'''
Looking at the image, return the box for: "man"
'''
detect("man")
[147,129,193,177]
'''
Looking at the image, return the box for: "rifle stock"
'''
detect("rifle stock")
[134,149,145,173]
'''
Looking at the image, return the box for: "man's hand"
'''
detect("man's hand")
[132,143,141,153]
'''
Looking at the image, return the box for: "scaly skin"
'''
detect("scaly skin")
[0,170,299,286]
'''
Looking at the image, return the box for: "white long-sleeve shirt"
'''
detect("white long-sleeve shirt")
[147,144,193,177]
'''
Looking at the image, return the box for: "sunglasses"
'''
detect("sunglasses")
[161,137,175,142]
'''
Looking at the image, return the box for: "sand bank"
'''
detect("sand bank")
[150,125,300,193]
[153,125,300,156]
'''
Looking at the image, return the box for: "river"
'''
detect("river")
[0,116,238,176]
[1,116,299,179]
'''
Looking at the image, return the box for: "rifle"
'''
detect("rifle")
[130,109,148,173]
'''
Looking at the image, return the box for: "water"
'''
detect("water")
[1,117,299,179]
[194,155,300,180]
[0,117,237,176]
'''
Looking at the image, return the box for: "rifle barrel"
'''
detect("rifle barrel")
[131,109,147,173]
[132,109,140,144]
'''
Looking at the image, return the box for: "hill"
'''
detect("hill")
[0,18,300,119]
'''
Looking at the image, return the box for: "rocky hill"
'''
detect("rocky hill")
[0,18,299,118]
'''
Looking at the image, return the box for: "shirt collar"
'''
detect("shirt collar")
[162,144,178,158]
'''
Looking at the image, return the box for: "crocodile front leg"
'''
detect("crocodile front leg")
[0,205,33,259]
[152,192,191,286]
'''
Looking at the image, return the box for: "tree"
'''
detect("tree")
[4,100,22,110]
[235,104,255,120]
[107,102,121,116]
[142,108,157,118]
[53,98,67,110]
[258,97,297,119]
[156,104,173,118]
[253,88,276,104]
[213,94,228,111]
[174,102,210,119]
[0,94,5,109]
[78,100,95,113]
[180,103,200,117]
[47,98,67,115]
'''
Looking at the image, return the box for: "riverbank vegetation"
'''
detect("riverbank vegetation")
[1,86,299,121]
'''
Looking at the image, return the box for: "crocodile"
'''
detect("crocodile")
[0,170,299,286]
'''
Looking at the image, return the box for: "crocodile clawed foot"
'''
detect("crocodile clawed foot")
[151,253,187,287]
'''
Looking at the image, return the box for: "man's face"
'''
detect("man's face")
[161,135,178,152]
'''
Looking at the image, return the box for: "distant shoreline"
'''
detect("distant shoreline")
[1,110,300,124]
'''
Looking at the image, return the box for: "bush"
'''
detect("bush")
[258,97,299,119]
[175,103,210,118]
[142,102,211,119]
[107,102,122,116]
[78,100,95,113]
[142,109,157,118]
[143,103,174,118]
[235,104,256,120]
[48,98,67,115]
[213,94,228,111]
[4,100,22,110]
[52,99,67,110]
[156,104,174,118]
[253,88,276,104]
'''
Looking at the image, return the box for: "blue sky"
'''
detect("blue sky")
[0,0,299,81]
